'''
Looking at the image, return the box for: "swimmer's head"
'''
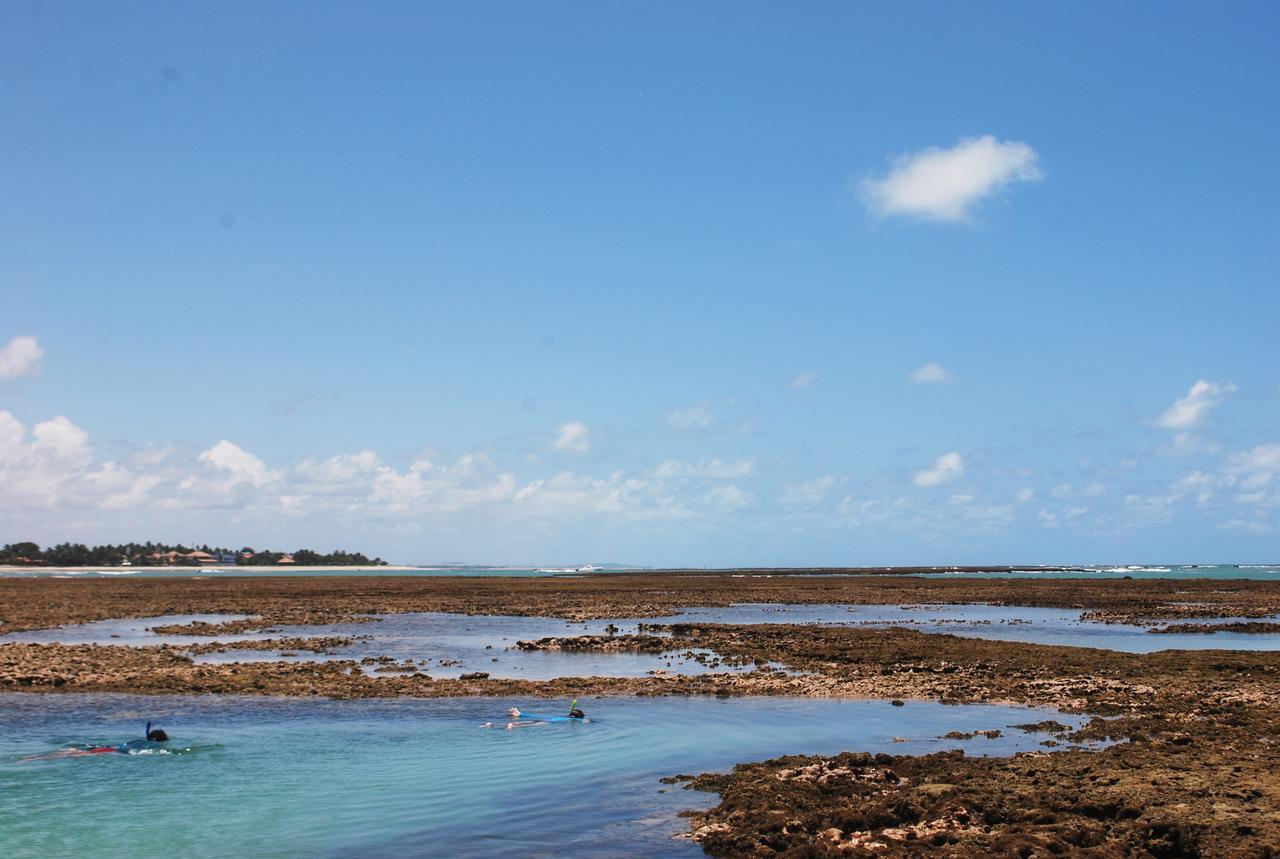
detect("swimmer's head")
[147,727,169,742]
[569,708,585,719]
[507,707,521,718]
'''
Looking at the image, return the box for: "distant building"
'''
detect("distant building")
[277,554,296,565]
[218,552,236,564]
[151,550,220,566]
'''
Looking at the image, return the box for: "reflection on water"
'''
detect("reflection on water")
[0,613,786,679]
[0,693,1095,859]
[665,603,1280,653]
[6,604,1279,682]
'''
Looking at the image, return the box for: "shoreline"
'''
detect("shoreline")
[2,573,1278,854]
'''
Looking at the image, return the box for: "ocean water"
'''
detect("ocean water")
[0,693,1091,859]
[4,563,1277,579]
[0,566,554,579]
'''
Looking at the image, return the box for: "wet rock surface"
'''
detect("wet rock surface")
[515,633,672,652]
[680,741,1280,857]
[4,572,1280,633]
[182,635,356,655]
[1149,621,1280,635]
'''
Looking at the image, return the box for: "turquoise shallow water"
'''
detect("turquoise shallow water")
[0,693,1089,858]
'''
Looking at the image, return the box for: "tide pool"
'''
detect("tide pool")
[8,604,1279,676]
[0,693,1091,858]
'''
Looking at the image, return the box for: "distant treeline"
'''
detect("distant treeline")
[0,542,387,567]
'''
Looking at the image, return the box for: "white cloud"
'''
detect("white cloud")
[369,453,518,515]
[790,371,817,389]
[1050,482,1106,499]
[1223,443,1280,476]
[1155,380,1236,429]
[907,362,958,384]
[914,452,964,487]
[0,411,101,507]
[552,421,590,453]
[667,406,713,431]
[1160,432,1220,457]
[860,135,1043,222]
[1015,487,1034,504]
[0,336,43,380]
[1223,444,1280,503]
[198,440,276,487]
[31,416,92,466]
[704,484,752,511]
[779,475,842,508]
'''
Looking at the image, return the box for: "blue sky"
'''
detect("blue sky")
[2,2,1278,565]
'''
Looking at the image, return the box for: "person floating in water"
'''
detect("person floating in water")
[482,701,588,729]
[23,722,170,760]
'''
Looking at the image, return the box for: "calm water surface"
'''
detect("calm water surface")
[4,563,1277,579]
[0,693,1090,858]
[7,604,1278,669]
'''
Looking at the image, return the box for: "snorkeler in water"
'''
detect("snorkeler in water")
[484,701,588,729]
[22,722,171,760]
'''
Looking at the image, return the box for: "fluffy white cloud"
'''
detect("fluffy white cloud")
[914,452,964,487]
[552,421,590,453]
[667,406,713,431]
[294,450,380,488]
[860,136,1042,222]
[790,371,817,390]
[0,336,43,380]
[1015,487,1035,504]
[1155,380,1236,429]
[369,453,518,515]
[31,416,92,465]
[0,411,101,506]
[198,440,277,487]
[907,362,958,384]
[653,458,754,480]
